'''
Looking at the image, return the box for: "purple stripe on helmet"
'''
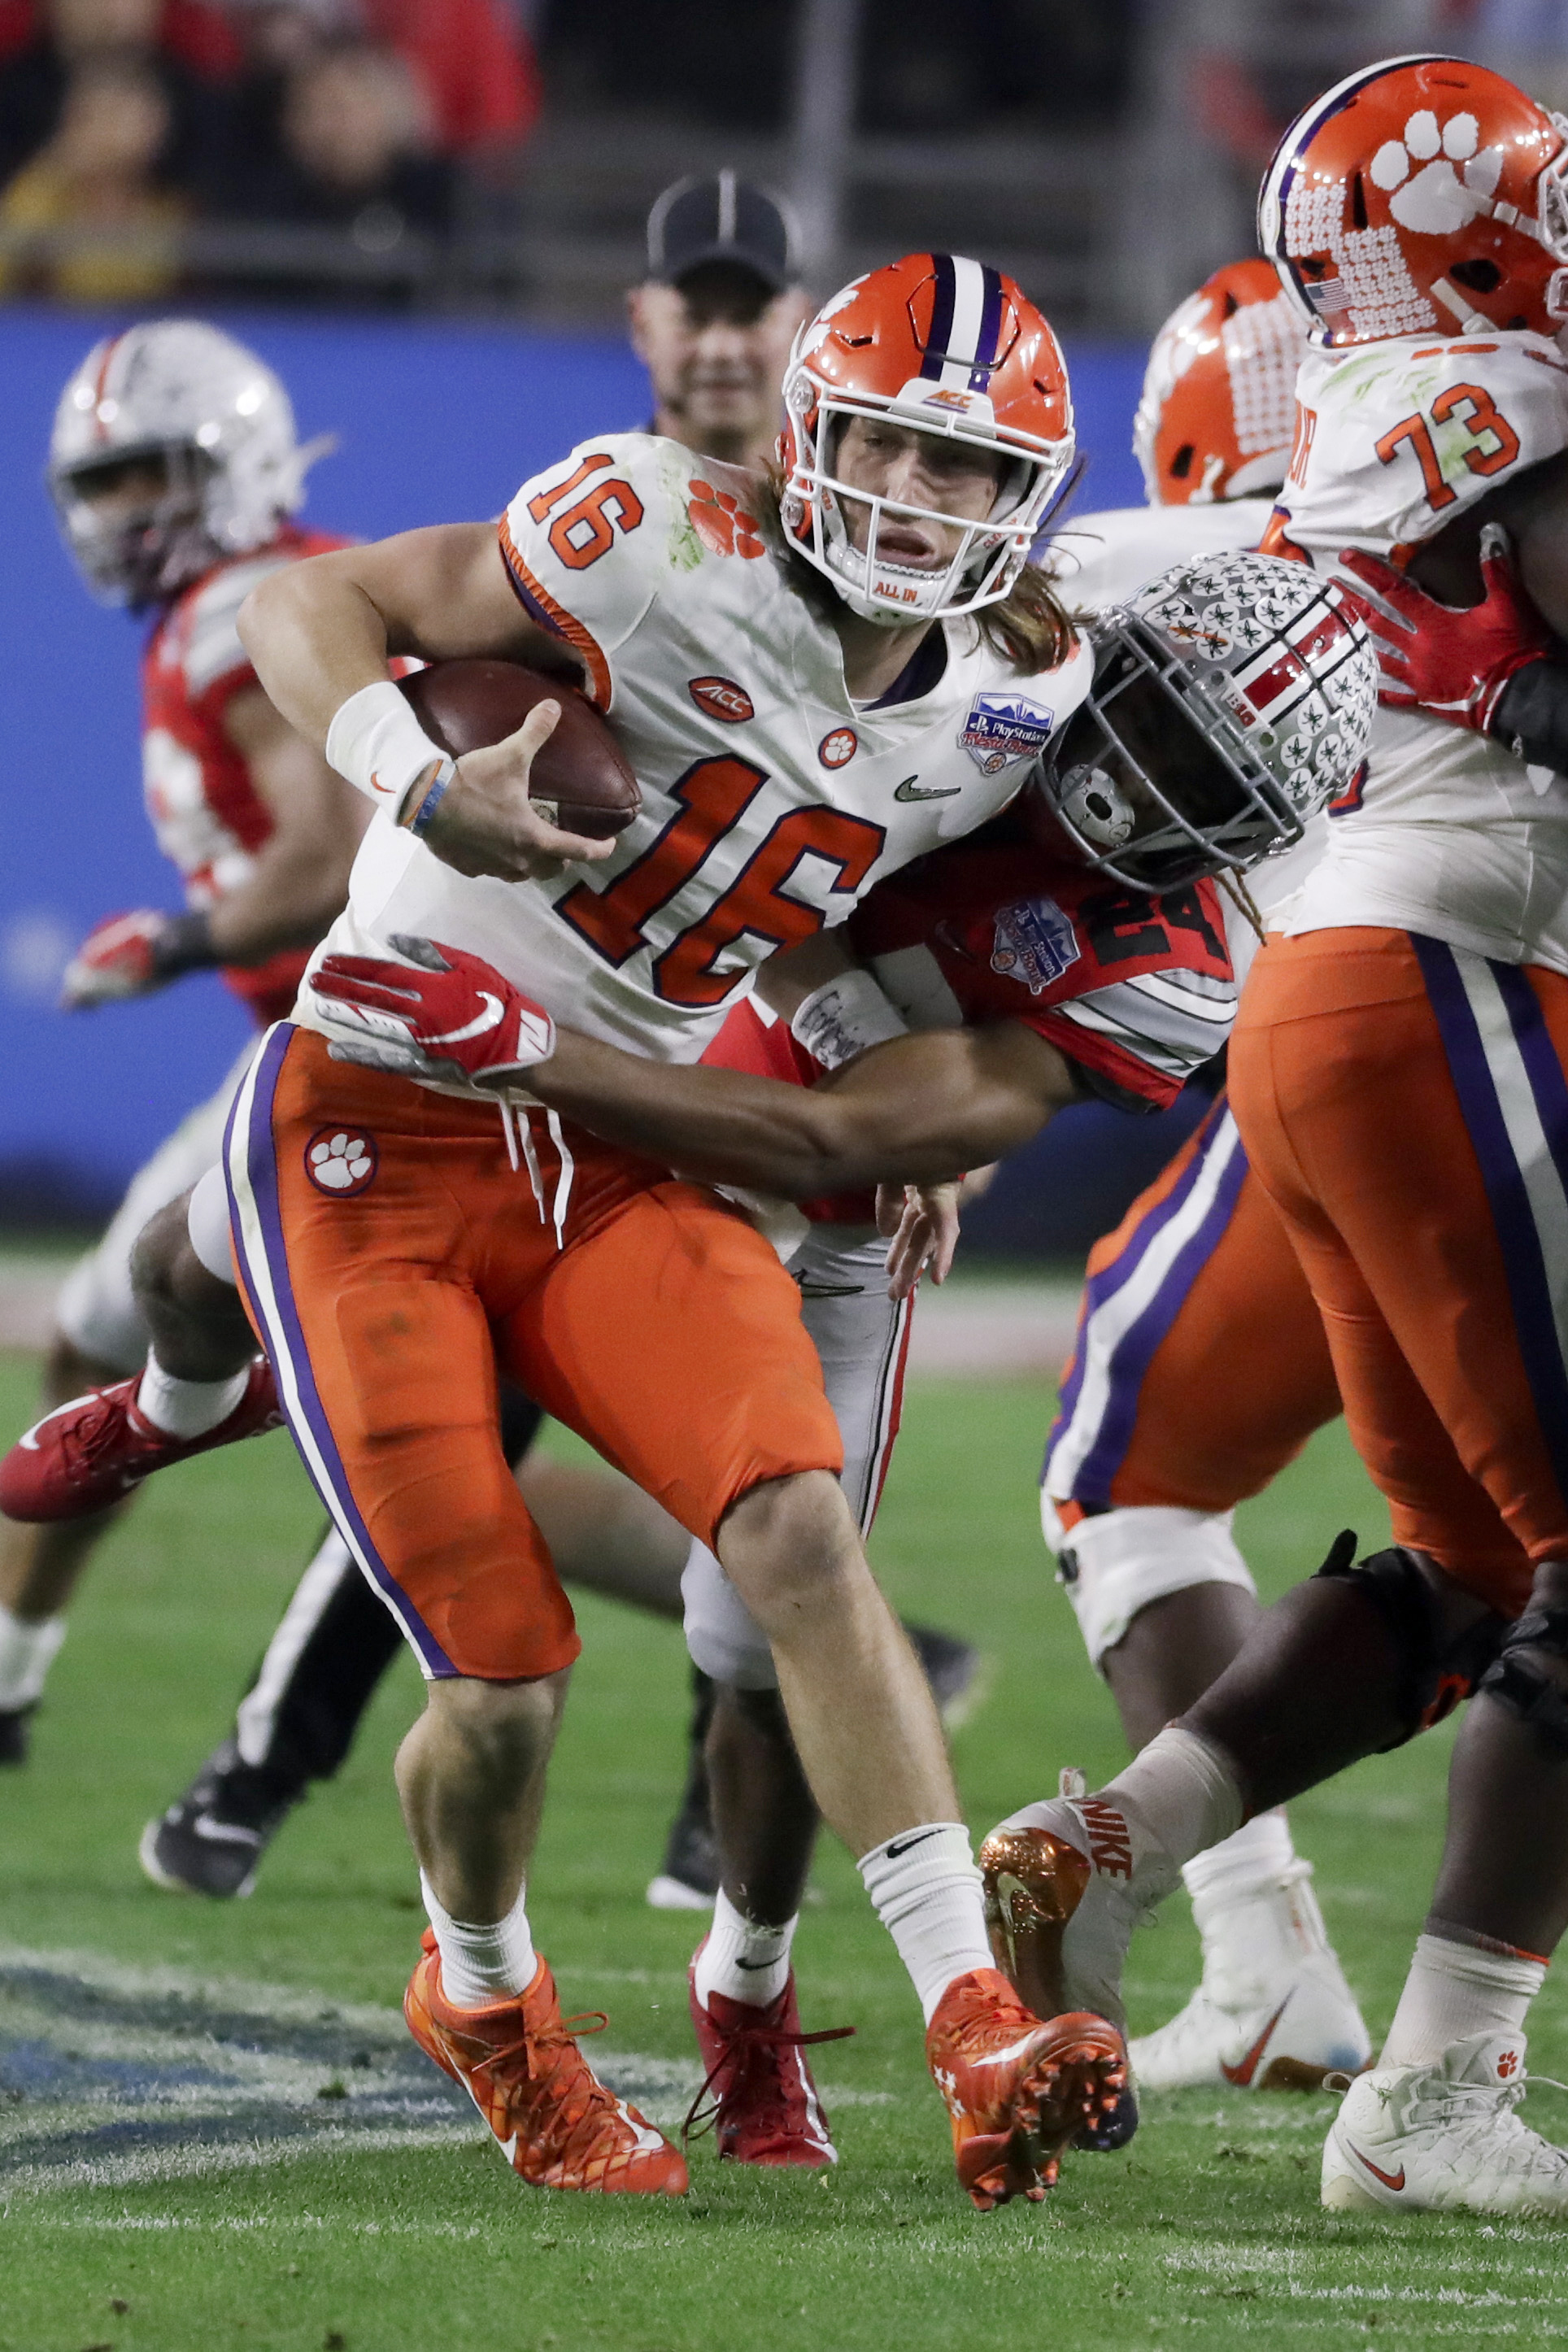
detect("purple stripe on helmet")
[1043,1094,1241,1492]
[229,1024,457,1678]
[1413,935,1568,1505]
[920,253,956,380]
[970,266,1004,389]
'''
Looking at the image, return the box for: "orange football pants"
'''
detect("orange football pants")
[224,1026,843,1680]
[1044,1093,1339,1520]
[1230,928,1568,1618]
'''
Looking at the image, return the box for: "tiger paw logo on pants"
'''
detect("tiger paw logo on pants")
[306,1128,377,1196]
[1370,110,1503,236]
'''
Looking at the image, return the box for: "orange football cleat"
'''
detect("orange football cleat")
[926,1967,1126,2211]
[405,1936,687,2195]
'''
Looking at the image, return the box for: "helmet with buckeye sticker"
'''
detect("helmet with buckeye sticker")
[49,320,327,610]
[778,251,1076,627]
[1259,53,1568,347]
[1133,259,1306,507]
[1030,550,1375,892]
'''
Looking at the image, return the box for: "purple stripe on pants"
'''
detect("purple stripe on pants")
[1412,935,1568,1509]
[228,1022,456,1678]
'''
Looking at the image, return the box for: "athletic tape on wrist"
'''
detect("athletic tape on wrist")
[791,969,908,1071]
[325,679,449,821]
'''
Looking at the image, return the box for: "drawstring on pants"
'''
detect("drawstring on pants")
[496,1098,571,1249]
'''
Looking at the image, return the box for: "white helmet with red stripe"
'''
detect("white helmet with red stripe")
[1033,550,1375,891]
[778,250,1076,626]
[48,320,316,608]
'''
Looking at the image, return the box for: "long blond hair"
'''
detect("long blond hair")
[755,464,1077,675]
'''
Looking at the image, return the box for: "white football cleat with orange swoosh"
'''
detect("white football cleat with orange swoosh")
[1322,2032,1568,2215]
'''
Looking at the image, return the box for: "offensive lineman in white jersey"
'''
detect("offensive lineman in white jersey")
[1036,259,1372,2096]
[189,254,1133,2210]
[979,55,1568,2216]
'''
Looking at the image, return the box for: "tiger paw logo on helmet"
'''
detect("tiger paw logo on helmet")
[1370,108,1502,237]
[1259,54,1568,348]
[306,1128,377,1196]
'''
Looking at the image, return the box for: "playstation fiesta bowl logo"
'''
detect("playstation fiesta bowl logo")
[990,895,1080,995]
[960,693,1056,774]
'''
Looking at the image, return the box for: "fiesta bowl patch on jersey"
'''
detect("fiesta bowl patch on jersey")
[960,693,1056,773]
[306,1128,377,1196]
[990,895,1082,994]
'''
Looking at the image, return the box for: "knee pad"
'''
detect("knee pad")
[1477,1606,1568,1756]
[1044,1500,1257,1670]
[1315,1533,1507,1744]
[681,1540,778,1691]
[187,1162,237,1285]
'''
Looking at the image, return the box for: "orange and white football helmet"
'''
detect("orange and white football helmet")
[1258,53,1568,347]
[779,252,1075,626]
[1133,259,1305,506]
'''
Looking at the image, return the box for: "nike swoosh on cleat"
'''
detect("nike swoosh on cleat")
[894,777,960,802]
[734,1954,781,1969]
[1349,2145,1405,2192]
[884,1827,946,1858]
[1220,1995,1292,2088]
[191,1815,263,1848]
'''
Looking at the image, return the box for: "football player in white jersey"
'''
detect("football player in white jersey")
[0,323,366,1764]
[124,252,1135,2210]
[977,54,1568,2217]
[1037,262,1372,2099]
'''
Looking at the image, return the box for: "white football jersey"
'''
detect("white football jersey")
[1262,331,1568,970]
[298,433,1091,1074]
[1043,494,1324,978]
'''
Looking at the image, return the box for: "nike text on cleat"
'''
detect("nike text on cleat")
[405,1940,687,2195]
[925,1966,1127,2210]
[0,1361,283,1522]
[686,1947,852,2167]
[980,1804,1148,2040]
[1322,2031,1568,2216]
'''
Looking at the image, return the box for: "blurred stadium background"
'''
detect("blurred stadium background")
[1,0,1557,1255]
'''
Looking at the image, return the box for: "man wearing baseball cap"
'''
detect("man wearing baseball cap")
[629,170,812,467]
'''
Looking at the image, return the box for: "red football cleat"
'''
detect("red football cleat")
[0,1360,283,1522]
[406,1935,687,2195]
[686,1945,852,2167]
[926,1966,1127,2210]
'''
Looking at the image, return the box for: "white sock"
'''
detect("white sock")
[420,1871,538,2010]
[1381,1931,1546,2069]
[858,1822,995,2025]
[693,1888,797,2010]
[0,1605,66,1710]
[135,1352,249,1440]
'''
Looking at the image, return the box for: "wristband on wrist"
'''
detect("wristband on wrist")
[398,756,456,838]
[149,909,220,980]
[791,969,908,1071]
[325,677,449,819]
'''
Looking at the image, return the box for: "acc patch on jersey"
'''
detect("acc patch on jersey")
[960,693,1056,774]
[990,895,1081,995]
[306,1127,377,1196]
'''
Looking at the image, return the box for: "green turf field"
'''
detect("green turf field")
[2,1346,1566,2351]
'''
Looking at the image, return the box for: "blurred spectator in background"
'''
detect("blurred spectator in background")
[0,46,185,298]
[359,0,538,160]
[0,0,238,190]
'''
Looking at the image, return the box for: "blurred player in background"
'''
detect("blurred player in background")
[108,176,968,1910]
[0,320,364,1764]
[1036,260,1372,2095]
[984,54,1568,2216]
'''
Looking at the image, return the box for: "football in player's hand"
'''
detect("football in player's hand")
[398,660,640,839]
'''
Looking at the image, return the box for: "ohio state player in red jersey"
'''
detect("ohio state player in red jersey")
[0,322,367,1762]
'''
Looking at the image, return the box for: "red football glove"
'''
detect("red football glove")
[60,910,172,1008]
[308,934,556,1089]
[1338,525,1553,734]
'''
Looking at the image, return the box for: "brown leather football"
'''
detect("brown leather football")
[397,659,640,839]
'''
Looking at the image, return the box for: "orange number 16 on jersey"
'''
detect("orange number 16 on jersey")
[1374,382,1522,513]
